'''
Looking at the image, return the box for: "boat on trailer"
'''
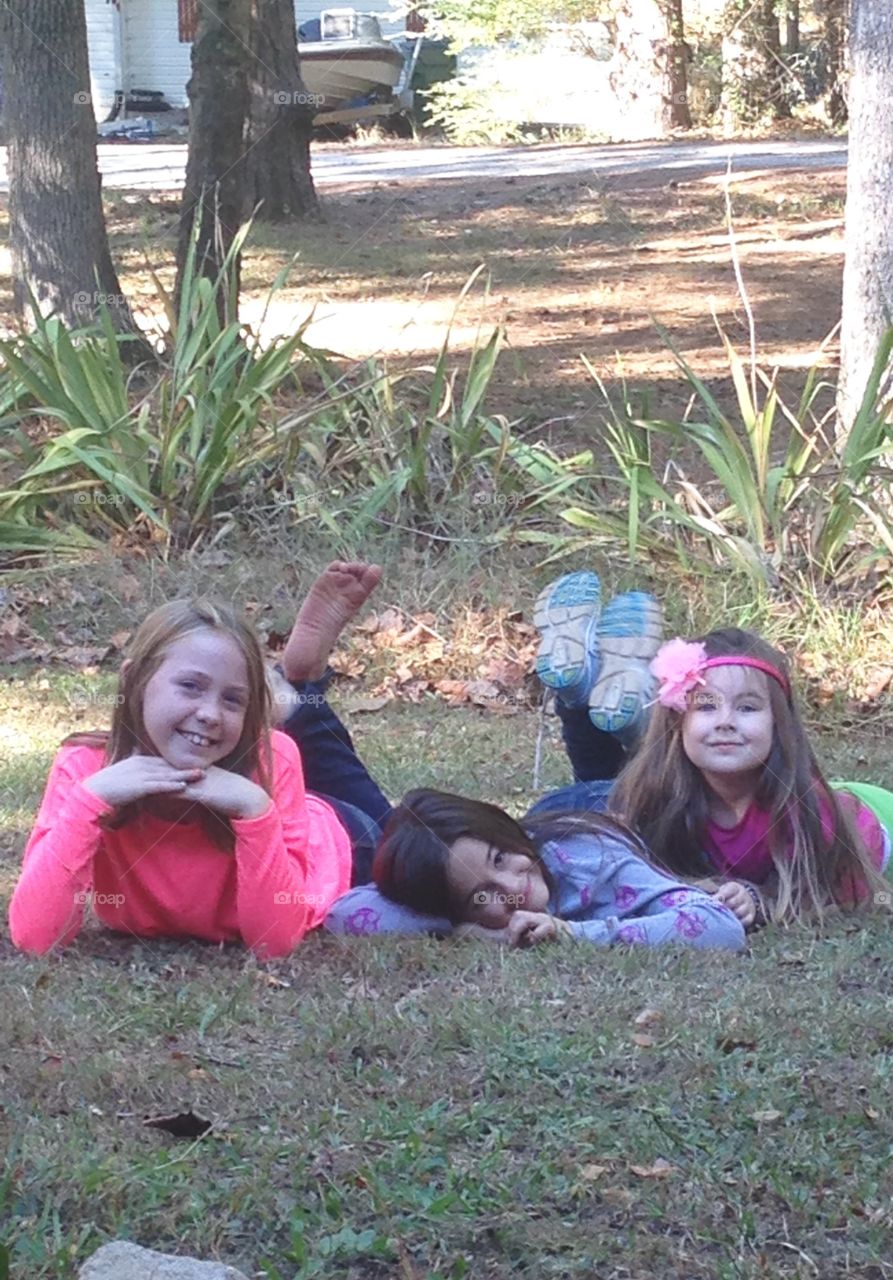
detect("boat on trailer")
[298,9,412,124]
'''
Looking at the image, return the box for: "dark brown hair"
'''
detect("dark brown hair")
[373,787,645,923]
[611,627,888,922]
[66,599,272,852]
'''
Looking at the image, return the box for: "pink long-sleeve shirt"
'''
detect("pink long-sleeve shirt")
[8,730,352,959]
[704,787,889,904]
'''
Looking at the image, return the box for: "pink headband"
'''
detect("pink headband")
[650,639,790,711]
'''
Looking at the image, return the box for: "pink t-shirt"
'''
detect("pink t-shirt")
[704,788,888,900]
[8,730,352,958]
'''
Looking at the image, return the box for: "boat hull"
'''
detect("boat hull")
[298,41,405,109]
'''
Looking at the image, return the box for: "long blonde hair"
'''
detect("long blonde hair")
[66,599,272,851]
[612,627,888,923]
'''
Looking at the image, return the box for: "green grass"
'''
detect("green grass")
[2,646,893,1277]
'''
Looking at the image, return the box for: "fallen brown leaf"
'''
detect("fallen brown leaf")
[633,1007,663,1028]
[629,1158,676,1179]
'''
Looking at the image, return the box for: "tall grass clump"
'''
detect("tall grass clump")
[0,241,534,558]
[502,324,893,589]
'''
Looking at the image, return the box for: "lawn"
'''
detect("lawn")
[2,629,893,1279]
[1,140,892,1279]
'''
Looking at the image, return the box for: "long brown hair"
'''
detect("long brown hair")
[612,627,888,922]
[374,787,646,923]
[66,599,272,851]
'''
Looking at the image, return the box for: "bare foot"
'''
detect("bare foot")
[282,561,383,683]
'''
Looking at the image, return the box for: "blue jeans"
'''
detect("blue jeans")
[281,672,391,886]
[555,701,629,782]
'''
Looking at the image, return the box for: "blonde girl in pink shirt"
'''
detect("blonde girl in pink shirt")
[611,627,892,927]
[9,596,353,958]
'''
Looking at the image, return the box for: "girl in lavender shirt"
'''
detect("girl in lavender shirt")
[325,790,745,951]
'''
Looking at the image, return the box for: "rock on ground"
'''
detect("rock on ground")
[79,1240,250,1280]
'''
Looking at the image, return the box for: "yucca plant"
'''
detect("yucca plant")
[145,221,314,529]
[0,301,158,531]
[0,220,319,549]
[500,323,893,586]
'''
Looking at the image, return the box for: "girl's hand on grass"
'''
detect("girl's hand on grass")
[506,910,561,948]
[181,766,271,819]
[83,756,203,807]
[713,881,757,928]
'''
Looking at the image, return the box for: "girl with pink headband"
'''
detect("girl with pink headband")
[611,627,892,927]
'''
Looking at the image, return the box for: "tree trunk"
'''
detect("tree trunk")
[780,0,800,56]
[176,0,251,320]
[610,0,676,141]
[721,0,789,129]
[1,0,134,330]
[837,0,893,435]
[663,0,692,129]
[817,0,848,126]
[246,0,319,221]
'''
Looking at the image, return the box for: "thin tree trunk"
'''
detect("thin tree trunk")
[837,0,893,435]
[246,0,319,221]
[610,0,676,141]
[664,0,692,129]
[1,0,135,330]
[176,0,251,321]
[780,0,800,56]
[817,0,848,126]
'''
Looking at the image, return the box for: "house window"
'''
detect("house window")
[179,0,199,42]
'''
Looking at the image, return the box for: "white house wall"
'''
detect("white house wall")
[122,0,193,108]
[85,0,122,121]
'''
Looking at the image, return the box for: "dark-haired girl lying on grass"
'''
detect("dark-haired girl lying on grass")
[326,788,746,950]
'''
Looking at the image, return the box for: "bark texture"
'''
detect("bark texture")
[610,0,676,141]
[246,0,319,221]
[721,0,789,130]
[837,0,893,433]
[1,0,133,328]
[664,0,692,129]
[817,0,849,125]
[176,0,251,318]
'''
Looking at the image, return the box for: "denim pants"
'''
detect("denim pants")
[280,673,391,886]
[281,679,628,885]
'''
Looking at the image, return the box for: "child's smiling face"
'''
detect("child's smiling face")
[139,628,251,769]
[681,664,774,783]
[446,836,550,928]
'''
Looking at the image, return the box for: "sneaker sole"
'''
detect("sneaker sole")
[588,592,663,732]
[533,571,602,701]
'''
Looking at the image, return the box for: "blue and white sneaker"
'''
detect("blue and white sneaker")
[587,591,663,736]
[533,571,602,707]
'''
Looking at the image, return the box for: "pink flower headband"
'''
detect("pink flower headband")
[650,638,790,712]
